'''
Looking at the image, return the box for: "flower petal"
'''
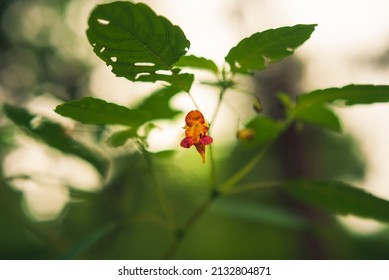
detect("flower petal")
[185,110,204,126]
[199,135,213,145]
[180,136,194,148]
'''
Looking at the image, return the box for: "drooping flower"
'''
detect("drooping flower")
[180,110,213,163]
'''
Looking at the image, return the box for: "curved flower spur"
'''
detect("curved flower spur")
[180,110,213,163]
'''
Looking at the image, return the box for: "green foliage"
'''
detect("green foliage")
[3,104,108,175]
[55,97,151,127]
[136,86,182,120]
[298,84,389,106]
[284,180,389,223]
[225,24,317,73]
[241,115,285,149]
[293,104,341,132]
[4,0,389,261]
[87,1,193,92]
[175,55,219,74]
[106,128,138,147]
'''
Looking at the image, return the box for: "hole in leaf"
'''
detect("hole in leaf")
[134,62,156,67]
[97,18,110,25]
[155,70,172,75]
[234,61,241,69]
[135,73,151,80]
[286,47,294,52]
[100,47,106,53]
[110,57,117,62]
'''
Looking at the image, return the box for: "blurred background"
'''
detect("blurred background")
[1,0,389,259]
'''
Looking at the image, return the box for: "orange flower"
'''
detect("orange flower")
[180,110,213,163]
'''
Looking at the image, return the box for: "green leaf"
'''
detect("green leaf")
[106,128,138,147]
[3,104,108,175]
[283,179,389,223]
[136,73,194,94]
[293,104,342,132]
[87,1,192,92]
[226,24,317,73]
[151,150,177,159]
[136,86,182,120]
[241,115,285,149]
[61,222,118,259]
[55,97,151,127]
[174,55,219,73]
[298,84,389,106]
[215,199,307,230]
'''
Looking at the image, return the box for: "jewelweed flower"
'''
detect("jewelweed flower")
[180,110,213,163]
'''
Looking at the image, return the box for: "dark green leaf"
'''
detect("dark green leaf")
[136,86,182,120]
[61,222,118,259]
[3,104,108,175]
[137,73,194,94]
[174,55,219,73]
[298,84,389,106]
[283,179,389,223]
[240,115,285,149]
[106,128,138,147]
[87,1,192,91]
[55,97,151,127]
[294,104,342,132]
[215,199,307,230]
[226,24,317,73]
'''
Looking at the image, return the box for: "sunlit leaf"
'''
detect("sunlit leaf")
[283,179,389,223]
[298,84,389,106]
[174,55,219,73]
[293,104,342,132]
[3,104,108,175]
[55,97,151,127]
[226,24,317,73]
[136,86,182,120]
[87,1,192,92]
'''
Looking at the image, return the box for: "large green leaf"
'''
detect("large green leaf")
[3,104,108,175]
[283,179,389,223]
[87,1,193,92]
[225,24,317,73]
[174,55,219,74]
[55,97,151,127]
[298,84,389,106]
[293,104,342,132]
[136,86,182,120]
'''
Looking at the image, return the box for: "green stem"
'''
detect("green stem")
[187,92,201,110]
[210,87,227,127]
[163,196,214,259]
[219,143,271,193]
[208,144,218,193]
